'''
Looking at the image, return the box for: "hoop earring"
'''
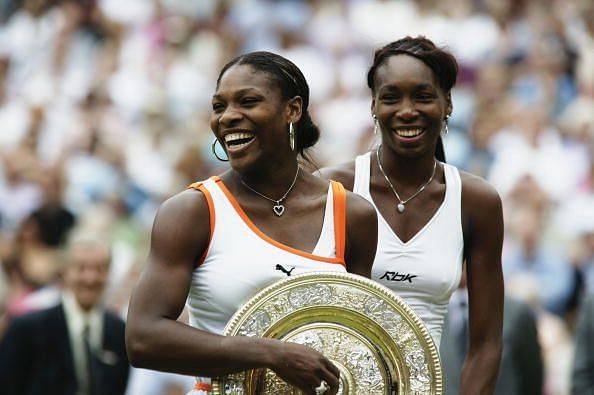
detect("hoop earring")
[211,138,229,162]
[372,114,379,135]
[289,122,296,151]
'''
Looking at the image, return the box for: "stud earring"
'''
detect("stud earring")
[211,138,229,162]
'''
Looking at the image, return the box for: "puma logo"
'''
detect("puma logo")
[275,264,295,276]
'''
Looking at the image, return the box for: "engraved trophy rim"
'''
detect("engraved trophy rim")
[212,271,443,395]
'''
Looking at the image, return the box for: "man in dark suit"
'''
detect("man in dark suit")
[440,287,543,395]
[0,231,130,395]
[572,291,594,395]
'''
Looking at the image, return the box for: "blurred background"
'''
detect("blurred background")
[0,0,592,394]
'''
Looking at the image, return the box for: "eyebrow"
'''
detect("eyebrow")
[212,88,261,101]
[379,82,436,92]
[415,83,436,90]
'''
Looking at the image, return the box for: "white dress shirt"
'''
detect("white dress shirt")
[62,291,104,395]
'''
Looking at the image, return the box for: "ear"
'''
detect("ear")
[285,96,303,124]
[445,92,453,118]
[370,99,376,118]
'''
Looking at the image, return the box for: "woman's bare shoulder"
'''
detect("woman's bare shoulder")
[458,170,501,207]
[150,187,212,254]
[317,161,357,191]
[158,187,211,221]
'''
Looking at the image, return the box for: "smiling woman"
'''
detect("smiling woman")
[125,51,378,395]
[319,36,504,395]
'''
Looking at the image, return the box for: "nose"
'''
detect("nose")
[218,106,243,127]
[81,267,100,285]
[396,98,418,121]
[79,263,107,286]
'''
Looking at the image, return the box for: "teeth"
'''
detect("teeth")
[395,128,423,137]
[224,132,254,143]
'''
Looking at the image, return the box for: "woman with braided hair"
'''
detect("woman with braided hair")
[126,51,378,395]
[321,36,504,394]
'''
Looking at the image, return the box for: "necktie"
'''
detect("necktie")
[83,325,96,395]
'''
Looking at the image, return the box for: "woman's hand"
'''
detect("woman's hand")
[269,341,340,395]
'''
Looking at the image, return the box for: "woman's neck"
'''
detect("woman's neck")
[377,145,436,187]
[234,160,300,198]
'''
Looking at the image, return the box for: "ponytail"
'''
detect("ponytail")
[435,136,446,162]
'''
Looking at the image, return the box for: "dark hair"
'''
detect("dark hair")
[367,36,458,162]
[216,51,319,157]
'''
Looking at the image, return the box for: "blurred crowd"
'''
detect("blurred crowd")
[0,0,592,394]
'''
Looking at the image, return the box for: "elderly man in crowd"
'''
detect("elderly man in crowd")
[0,230,130,395]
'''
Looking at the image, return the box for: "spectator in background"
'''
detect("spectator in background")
[572,291,594,395]
[0,166,75,320]
[0,150,42,236]
[506,273,574,395]
[0,230,130,395]
[504,204,576,316]
[575,229,594,297]
[28,167,76,247]
[441,268,543,395]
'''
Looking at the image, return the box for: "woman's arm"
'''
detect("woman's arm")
[319,163,376,277]
[344,192,377,277]
[460,174,504,395]
[125,189,340,394]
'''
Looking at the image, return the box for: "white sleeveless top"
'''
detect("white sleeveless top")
[353,152,463,347]
[185,177,348,394]
[186,176,347,335]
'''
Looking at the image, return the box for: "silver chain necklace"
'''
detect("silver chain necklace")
[376,147,437,214]
[239,167,300,217]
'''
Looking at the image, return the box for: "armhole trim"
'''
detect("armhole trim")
[331,181,346,263]
[188,181,216,268]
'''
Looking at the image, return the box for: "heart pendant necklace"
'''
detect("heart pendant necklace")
[240,167,300,217]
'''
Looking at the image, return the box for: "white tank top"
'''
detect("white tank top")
[354,152,463,347]
[185,176,347,335]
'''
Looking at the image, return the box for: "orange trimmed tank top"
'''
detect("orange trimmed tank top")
[185,176,348,335]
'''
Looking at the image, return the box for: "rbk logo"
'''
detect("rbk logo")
[276,264,295,276]
[379,271,417,283]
